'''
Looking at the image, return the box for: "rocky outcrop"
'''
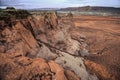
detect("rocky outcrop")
[0,52,80,80]
[32,12,82,56]
[29,12,99,80]
[65,70,80,80]
[54,50,98,80]
[0,20,40,57]
[84,59,115,80]
[0,9,95,80]
[48,61,68,80]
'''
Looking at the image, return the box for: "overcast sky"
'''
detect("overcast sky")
[0,0,120,9]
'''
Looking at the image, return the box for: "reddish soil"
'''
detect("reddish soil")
[70,15,120,80]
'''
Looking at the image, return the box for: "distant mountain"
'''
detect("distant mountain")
[59,6,120,13]
[28,8,59,11]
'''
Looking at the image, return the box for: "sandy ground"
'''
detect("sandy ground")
[70,15,120,79]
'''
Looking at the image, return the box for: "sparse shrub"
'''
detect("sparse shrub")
[6,7,15,10]
[16,9,30,19]
[0,8,2,12]
[0,12,12,21]
[0,11,13,28]
[0,7,30,20]
[0,7,31,29]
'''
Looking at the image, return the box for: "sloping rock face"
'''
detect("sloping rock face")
[32,12,84,56]
[84,59,116,80]
[0,10,99,80]
[29,12,99,80]
[0,19,39,57]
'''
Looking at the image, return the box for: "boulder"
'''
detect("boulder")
[84,59,115,80]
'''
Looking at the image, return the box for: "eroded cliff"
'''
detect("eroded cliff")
[0,9,99,80]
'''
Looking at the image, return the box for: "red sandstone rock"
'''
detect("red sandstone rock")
[48,61,68,80]
[84,59,115,80]
[65,70,80,80]
[0,53,74,80]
